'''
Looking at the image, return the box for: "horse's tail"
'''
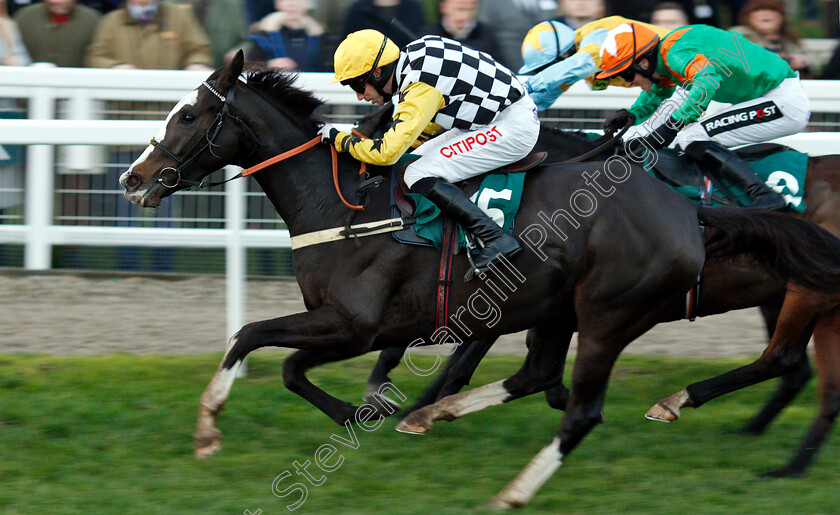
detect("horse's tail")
[697,206,840,293]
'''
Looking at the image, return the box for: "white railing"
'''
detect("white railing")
[2,66,840,340]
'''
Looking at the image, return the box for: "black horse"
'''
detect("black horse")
[369,123,840,471]
[120,53,840,508]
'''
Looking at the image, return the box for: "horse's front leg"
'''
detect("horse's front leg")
[194,306,371,460]
[364,347,406,413]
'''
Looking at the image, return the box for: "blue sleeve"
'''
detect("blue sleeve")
[524,52,596,111]
[579,28,608,48]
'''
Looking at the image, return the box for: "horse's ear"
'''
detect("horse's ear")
[219,50,245,91]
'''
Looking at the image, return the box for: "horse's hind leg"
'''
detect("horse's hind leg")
[395,317,574,435]
[646,288,824,423]
[740,298,814,435]
[405,336,497,414]
[741,352,812,435]
[762,306,840,477]
[364,347,405,413]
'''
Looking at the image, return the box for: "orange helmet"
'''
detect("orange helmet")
[596,23,660,80]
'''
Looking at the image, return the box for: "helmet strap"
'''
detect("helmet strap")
[633,47,658,80]
[371,60,398,101]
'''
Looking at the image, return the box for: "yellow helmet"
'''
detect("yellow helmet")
[331,29,401,84]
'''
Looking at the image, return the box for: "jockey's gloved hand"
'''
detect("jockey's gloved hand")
[603,109,635,135]
[318,123,340,144]
[624,121,682,158]
[639,121,681,150]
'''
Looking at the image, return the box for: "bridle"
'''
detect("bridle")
[150,80,257,189]
[147,77,376,211]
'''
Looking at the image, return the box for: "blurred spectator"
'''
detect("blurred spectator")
[78,0,119,14]
[827,0,839,38]
[555,0,605,30]
[310,0,354,33]
[86,0,212,271]
[606,0,696,23]
[14,0,99,67]
[0,0,29,64]
[172,0,251,67]
[422,0,499,58]
[85,0,213,70]
[243,0,272,23]
[342,0,426,48]
[703,0,747,27]
[822,40,840,79]
[731,0,809,76]
[310,0,353,69]
[248,0,324,70]
[650,1,689,30]
[5,0,38,17]
[478,0,557,71]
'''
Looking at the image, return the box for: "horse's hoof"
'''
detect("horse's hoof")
[736,423,765,437]
[645,402,679,422]
[395,413,432,435]
[758,467,803,479]
[194,428,223,460]
[482,495,519,510]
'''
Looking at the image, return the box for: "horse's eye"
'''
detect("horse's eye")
[181,112,196,123]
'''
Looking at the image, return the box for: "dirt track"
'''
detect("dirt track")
[1,272,771,357]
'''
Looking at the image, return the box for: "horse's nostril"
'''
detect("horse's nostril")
[125,174,140,187]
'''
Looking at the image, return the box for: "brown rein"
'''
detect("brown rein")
[241,136,367,211]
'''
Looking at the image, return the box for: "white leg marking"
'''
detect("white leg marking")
[491,437,563,508]
[205,359,242,408]
[435,379,511,419]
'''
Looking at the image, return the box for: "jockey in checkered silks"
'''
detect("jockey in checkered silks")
[318,29,540,276]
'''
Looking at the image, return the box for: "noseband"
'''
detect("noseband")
[147,77,377,212]
[150,81,256,189]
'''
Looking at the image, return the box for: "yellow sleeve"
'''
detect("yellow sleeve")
[334,82,446,165]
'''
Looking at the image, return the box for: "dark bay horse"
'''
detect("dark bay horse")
[119,53,840,508]
[371,124,840,475]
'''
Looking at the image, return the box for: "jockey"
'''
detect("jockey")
[595,22,810,210]
[320,29,540,276]
[519,16,670,112]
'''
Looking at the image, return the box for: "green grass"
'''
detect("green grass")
[0,353,837,514]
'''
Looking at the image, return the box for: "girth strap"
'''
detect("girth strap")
[291,217,406,249]
[436,217,458,330]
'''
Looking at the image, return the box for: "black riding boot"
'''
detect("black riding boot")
[685,141,786,211]
[420,179,521,277]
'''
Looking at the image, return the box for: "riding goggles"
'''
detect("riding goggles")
[341,76,368,95]
[617,66,637,83]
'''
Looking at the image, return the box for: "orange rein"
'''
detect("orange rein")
[241,136,367,211]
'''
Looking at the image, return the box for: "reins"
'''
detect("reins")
[159,79,370,211]
[240,136,369,211]
[549,117,634,165]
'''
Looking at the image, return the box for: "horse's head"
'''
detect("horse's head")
[120,51,252,207]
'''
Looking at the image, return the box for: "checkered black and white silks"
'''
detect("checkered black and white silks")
[396,35,525,131]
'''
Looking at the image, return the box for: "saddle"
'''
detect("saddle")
[393,151,548,218]
[389,151,547,247]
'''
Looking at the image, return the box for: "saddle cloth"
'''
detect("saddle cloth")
[645,144,808,212]
[390,153,543,251]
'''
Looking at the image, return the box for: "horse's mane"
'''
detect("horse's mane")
[242,66,325,120]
